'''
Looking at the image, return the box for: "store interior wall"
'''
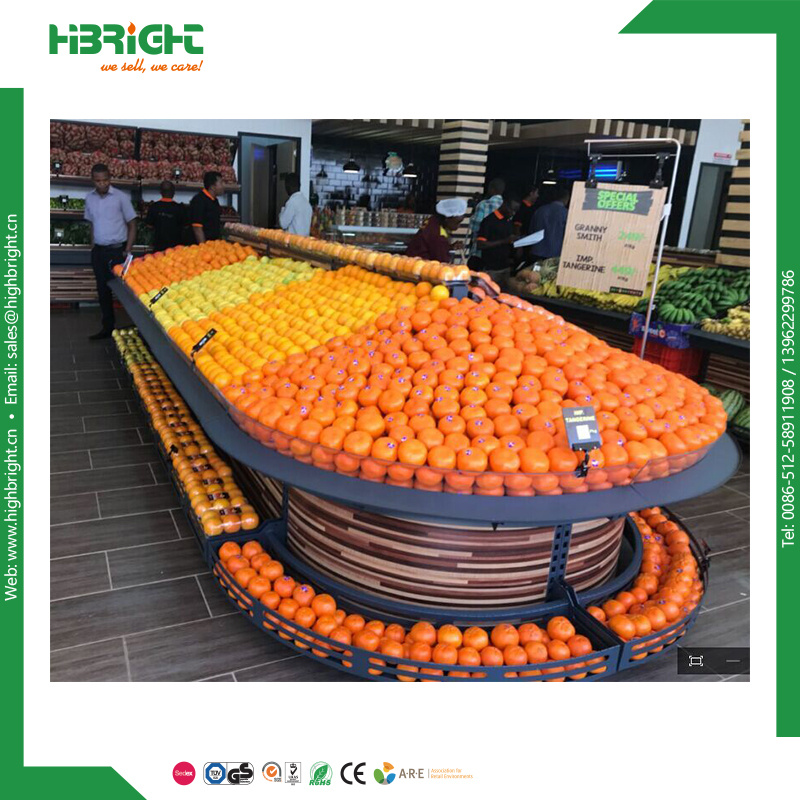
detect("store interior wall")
[310,137,438,212]
[72,118,312,216]
[677,119,742,248]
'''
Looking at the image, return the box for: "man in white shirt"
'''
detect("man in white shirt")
[278,173,312,236]
[84,163,137,339]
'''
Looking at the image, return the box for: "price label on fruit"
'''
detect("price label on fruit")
[149,286,169,306]
[557,182,666,297]
[191,328,217,357]
[562,406,602,452]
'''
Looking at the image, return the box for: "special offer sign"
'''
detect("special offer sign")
[556,182,666,296]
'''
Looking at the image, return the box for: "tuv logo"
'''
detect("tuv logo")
[49,23,203,54]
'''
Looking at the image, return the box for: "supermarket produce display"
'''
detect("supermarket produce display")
[114,327,709,681]
[104,226,741,681]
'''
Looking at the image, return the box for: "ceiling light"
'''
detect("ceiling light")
[343,157,360,174]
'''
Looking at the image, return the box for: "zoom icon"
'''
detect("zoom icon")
[341,762,366,785]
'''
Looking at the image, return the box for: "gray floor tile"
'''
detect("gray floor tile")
[108,538,206,588]
[126,613,286,681]
[51,428,143,454]
[98,483,181,518]
[236,654,362,682]
[200,673,235,682]
[671,486,749,519]
[50,639,129,682]
[51,553,111,600]
[51,391,80,406]
[702,548,749,610]
[196,573,239,617]
[51,577,209,650]
[51,493,99,526]
[682,510,750,553]
[51,400,131,420]
[51,510,181,558]
[726,474,750,497]
[729,507,750,523]
[79,388,136,403]
[51,371,77,382]
[51,451,91,474]
[51,417,85,436]
[90,444,159,469]
[84,412,146,432]
[695,598,750,648]
[51,463,156,498]
[171,510,196,539]
[53,377,122,393]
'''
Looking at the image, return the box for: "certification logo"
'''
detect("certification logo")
[173,762,196,785]
[373,762,396,785]
[285,762,301,786]
[262,762,282,783]
[309,762,333,786]
[340,762,366,785]
[203,762,254,785]
[204,763,227,785]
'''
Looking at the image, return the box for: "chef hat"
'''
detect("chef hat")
[436,197,468,218]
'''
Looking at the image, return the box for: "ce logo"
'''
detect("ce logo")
[341,762,366,785]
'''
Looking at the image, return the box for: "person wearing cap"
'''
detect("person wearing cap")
[404,197,466,263]
[145,180,187,252]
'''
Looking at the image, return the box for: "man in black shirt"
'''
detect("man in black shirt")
[145,181,186,252]
[475,195,520,276]
[189,171,224,243]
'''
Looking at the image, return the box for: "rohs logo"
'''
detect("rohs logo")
[49,23,203,54]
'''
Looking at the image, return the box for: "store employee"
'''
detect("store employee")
[146,180,186,252]
[190,171,224,243]
[475,196,520,275]
[279,173,313,236]
[405,197,467,263]
[84,162,137,339]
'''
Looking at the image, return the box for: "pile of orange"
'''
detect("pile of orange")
[114,329,260,536]
[114,240,256,293]
[215,539,603,681]
[223,293,726,494]
[166,266,432,390]
[587,508,703,655]
[227,223,471,284]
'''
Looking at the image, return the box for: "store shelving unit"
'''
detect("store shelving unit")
[112,266,738,681]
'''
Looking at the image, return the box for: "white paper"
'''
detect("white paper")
[513,229,545,248]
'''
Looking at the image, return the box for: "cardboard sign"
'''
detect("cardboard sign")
[557,182,666,297]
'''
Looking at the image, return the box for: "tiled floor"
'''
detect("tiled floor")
[50,307,750,682]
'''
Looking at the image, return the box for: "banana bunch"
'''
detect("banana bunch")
[701,304,750,340]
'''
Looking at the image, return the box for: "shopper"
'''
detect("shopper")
[467,178,505,258]
[529,183,570,260]
[279,173,313,236]
[84,163,137,340]
[475,195,521,280]
[405,197,467,263]
[145,181,186,252]
[190,171,224,244]
[513,185,539,236]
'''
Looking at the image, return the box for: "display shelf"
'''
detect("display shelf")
[687,327,750,362]
[49,209,84,220]
[111,276,740,526]
[51,244,147,253]
[140,180,241,192]
[50,174,138,188]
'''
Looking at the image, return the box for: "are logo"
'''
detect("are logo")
[227,763,254,785]
[373,762,396,785]
[49,23,203,54]
[309,762,333,786]
[340,762,366,785]
[262,762,282,783]
[285,762,301,786]
[172,762,196,785]
[204,763,227,785]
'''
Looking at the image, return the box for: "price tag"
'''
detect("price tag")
[121,253,134,277]
[59,195,69,209]
[191,328,217,357]
[149,286,169,306]
[562,406,602,452]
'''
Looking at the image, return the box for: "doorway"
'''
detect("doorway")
[239,133,301,227]
[686,162,733,250]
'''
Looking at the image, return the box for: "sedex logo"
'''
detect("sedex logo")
[49,23,203,54]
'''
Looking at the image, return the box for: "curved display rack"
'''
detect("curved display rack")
[111,278,740,526]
